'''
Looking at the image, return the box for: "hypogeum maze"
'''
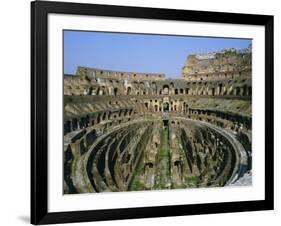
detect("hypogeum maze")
[63,46,252,194]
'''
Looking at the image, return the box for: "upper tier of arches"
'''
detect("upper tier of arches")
[64,75,251,98]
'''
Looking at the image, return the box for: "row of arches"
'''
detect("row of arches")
[82,84,251,97]
[64,108,135,135]
[182,70,250,81]
[187,108,252,131]
[161,84,251,97]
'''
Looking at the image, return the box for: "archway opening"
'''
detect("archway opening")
[163,85,169,95]
[212,88,215,96]
[163,102,169,112]
[236,87,241,96]
[114,87,118,96]
[127,87,131,95]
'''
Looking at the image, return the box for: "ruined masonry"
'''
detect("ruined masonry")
[63,46,252,193]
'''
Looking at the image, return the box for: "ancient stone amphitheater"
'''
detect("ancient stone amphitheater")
[63,47,252,194]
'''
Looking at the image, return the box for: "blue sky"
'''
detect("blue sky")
[64,30,251,79]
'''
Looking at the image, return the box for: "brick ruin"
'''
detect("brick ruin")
[63,46,252,194]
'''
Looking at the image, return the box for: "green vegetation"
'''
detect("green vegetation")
[156,128,171,189]
[129,153,145,191]
[185,175,200,187]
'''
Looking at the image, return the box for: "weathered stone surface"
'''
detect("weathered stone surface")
[63,47,252,194]
[181,46,252,81]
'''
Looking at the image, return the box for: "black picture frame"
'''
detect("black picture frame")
[31,0,274,224]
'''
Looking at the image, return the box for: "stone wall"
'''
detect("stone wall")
[181,46,252,81]
[76,66,166,81]
[63,47,252,193]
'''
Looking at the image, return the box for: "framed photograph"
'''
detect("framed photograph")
[31,0,274,224]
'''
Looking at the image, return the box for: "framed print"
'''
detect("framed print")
[31,0,274,224]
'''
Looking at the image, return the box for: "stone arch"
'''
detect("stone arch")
[218,83,223,95]
[140,82,145,88]
[154,105,158,112]
[152,82,157,94]
[87,86,93,95]
[145,102,149,109]
[212,88,215,96]
[163,85,169,95]
[163,102,169,112]
[242,84,247,96]
[114,87,118,96]
[248,86,252,96]
[236,87,241,96]
[101,86,106,95]
[97,114,101,124]
[127,86,131,95]
[102,112,107,120]
[170,82,174,88]
[108,112,112,120]
[72,118,78,130]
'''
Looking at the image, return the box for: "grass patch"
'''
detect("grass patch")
[129,154,145,191]
[157,128,170,189]
[185,176,200,186]
[130,179,144,191]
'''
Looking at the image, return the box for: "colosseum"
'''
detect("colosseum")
[63,46,252,194]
